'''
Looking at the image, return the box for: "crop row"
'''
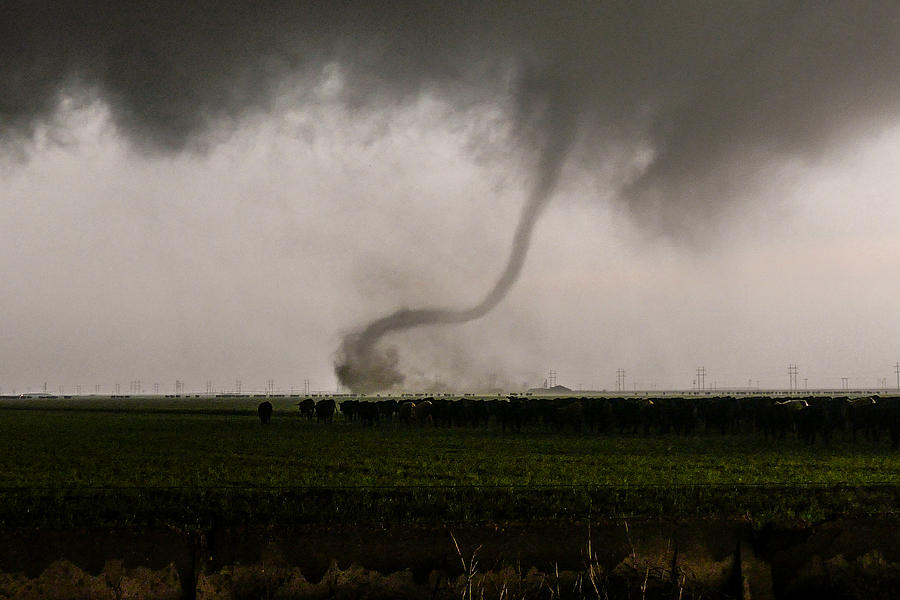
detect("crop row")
[1,483,898,529]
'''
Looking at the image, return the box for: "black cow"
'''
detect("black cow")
[847,396,878,442]
[340,399,359,422]
[415,399,434,425]
[296,397,316,420]
[701,397,739,435]
[315,398,336,424]
[398,401,416,425]
[496,397,525,433]
[257,401,273,425]
[377,399,398,422]
[357,401,379,426]
[873,396,900,448]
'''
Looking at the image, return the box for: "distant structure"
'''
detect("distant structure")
[527,384,573,395]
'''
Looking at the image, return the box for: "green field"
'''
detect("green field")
[1,397,898,527]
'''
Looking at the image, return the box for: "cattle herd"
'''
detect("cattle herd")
[265,394,900,447]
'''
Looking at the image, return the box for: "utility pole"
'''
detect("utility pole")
[236,380,243,395]
[895,362,900,389]
[788,364,798,392]
[303,379,308,395]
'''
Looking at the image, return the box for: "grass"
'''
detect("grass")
[0,398,898,527]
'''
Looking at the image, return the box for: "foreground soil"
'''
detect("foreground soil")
[1,518,898,599]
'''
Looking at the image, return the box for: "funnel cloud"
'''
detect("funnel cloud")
[336,107,573,391]
[4,3,900,391]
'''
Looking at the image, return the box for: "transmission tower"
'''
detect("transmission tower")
[548,370,557,388]
[616,369,625,392]
[696,367,706,391]
[788,364,798,391]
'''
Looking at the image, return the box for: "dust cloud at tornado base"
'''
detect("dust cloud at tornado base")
[3,3,900,391]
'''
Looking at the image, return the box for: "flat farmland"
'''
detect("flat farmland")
[1,397,898,527]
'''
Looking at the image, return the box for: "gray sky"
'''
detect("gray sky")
[2,2,899,393]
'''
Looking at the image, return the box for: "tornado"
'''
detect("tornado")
[335,111,573,392]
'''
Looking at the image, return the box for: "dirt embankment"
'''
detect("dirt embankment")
[0,519,898,599]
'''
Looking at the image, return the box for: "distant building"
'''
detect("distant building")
[526,384,573,395]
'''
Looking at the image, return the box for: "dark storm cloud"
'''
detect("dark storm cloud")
[5,2,899,217]
[4,1,899,390]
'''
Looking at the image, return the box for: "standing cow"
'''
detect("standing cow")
[296,397,316,420]
[257,401,273,425]
[315,398,336,424]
